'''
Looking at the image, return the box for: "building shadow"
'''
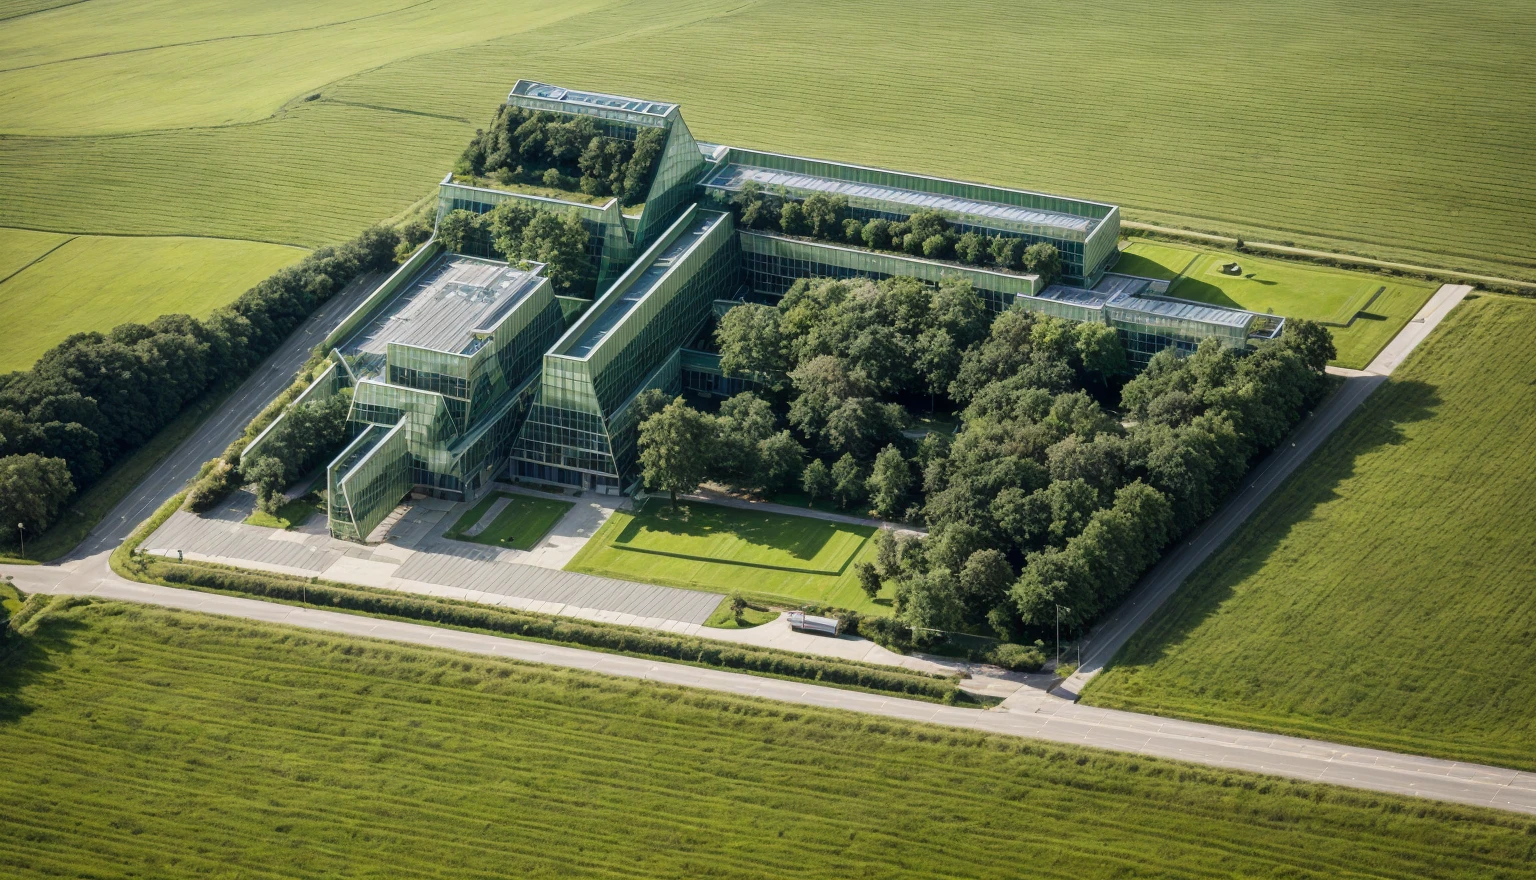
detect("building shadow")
[615,501,838,561]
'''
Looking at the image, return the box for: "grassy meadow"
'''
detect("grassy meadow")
[1117,240,1438,369]
[0,232,304,371]
[0,0,1530,283]
[1083,295,1536,770]
[567,500,887,612]
[2,599,1531,879]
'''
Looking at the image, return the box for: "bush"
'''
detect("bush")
[185,459,240,512]
[149,563,960,701]
[988,643,1046,672]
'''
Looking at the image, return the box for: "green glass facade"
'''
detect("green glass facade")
[328,421,412,542]
[508,206,739,493]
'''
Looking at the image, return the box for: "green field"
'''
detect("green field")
[0,0,1530,283]
[1084,295,1536,770]
[0,231,304,371]
[444,492,573,550]
[567,501,886,612]
[0,226,70,281]
[1117,240,1438,369]
[2,600,1530,878]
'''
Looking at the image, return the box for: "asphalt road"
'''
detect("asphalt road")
[67,271,386,560]
[6,564,1533,816]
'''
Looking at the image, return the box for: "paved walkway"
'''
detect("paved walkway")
[1058,283,1471,698]
[5,563,1533,817]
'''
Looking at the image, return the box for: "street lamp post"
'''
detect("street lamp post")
[16,523,24,558]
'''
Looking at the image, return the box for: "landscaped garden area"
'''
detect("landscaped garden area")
[1,599,1529,879]
[566,500,888,613]
[445,491,574,550]
[1083,295,1536,770]
[1115,240,1436,369]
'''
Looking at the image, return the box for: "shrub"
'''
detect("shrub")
[989,643,1046,672]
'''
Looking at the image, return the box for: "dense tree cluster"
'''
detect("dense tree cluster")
[0,227,401,547]
[732,184,1064,284]
[651,272,1334,644]
[239,392,351,513]
[437,202,593,292]
[456,104,665,207]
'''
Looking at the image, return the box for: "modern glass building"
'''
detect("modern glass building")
[435,80,708,294]
[508,205,740,494]
[321,246,564,540]
[267,80,1289,533]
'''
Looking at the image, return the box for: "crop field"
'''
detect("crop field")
[1,0,1531,284]
[2,600,1530,879]
[1084,295,1536,770]
[0,226,69,281]
[567,501,886,612]
[445,492,574,550]
[0,232,304,371]
[1116,240,1438,369]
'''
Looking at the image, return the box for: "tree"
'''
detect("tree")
[715,392,777,481]
[1073,321,1129,383]
[830,453,865,510]
[756,430,805,493]
[638,397,715,507]
[866,445,912,519]
[1281,318,1337,375]
[632,388,669,423]
[715,304,790,377]
[954,232,989,265]
[855,561,883,599]
[519,211,592,291]
[0,454,74,542]
[802,459,832,505]
[899,568,965,632]
[914,328,960,410]
[729,592,747,621]
[1022,242,1063,284]
[488,201,537,257]
[990,236,1025,270]
[959,548,1013,619]
[824,397,906,460]
[243,455,287,514]
[622,128,666,205]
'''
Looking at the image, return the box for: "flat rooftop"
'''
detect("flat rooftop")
[342,254,544,363]
[559,210,726,358]
[510,79,675,118]
[1035,274,1258,330]
[702,162,1099,236]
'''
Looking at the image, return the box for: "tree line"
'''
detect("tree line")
[437,202,593,293]
[457,104,665,207]
[638,273,1335,644]
[732,184,1064,284]
[0,226,403,549]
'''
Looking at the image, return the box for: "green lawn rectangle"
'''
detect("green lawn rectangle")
[445,493,573,551]
[244,498,317,530]
[1082,295,1536,771]
[1117,241,1436,369]
[567,500,888,613]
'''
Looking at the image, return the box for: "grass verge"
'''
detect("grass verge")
[243,498,317,530]
[1083,295,1536,770]
[443,492,573,550]
[2,600,1531,878]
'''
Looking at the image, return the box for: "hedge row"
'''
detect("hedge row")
[146,562,961,702]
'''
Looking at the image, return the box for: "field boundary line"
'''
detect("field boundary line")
[0,234,76,286]
[0,224,313,251]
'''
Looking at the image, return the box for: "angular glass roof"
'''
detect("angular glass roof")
[510,79,675,118]
[341,254,544,360]
[1035,274,1261,330]
[560,211,725,358]
[702,163,1098,235]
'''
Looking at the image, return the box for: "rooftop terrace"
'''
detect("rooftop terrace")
[510,79,675,119]
[340,254,545,366]
[1036,274,1263,330]
[702,161,1100,237]
[558,210,726,358]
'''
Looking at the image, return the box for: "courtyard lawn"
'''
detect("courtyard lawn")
[1083,295,1536,770]
[243,497,317,530]
[566,500,888,612]
[444,492,573,550]
[2,600,1531,879]
[0,232,305,371]
[1118,240,1437,369]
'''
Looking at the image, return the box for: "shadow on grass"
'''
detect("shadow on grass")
[1169,275,1245,311]
[616,502,846,562]
[0,614,85,726]
[1103,378,1442,671]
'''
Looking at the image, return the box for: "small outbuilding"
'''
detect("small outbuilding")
[1221,261,1242,275]
[787,611,842,636]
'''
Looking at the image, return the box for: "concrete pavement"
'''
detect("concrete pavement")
[1058,283,1472,698]
[6,561,1534,817]
[67,270,389,560]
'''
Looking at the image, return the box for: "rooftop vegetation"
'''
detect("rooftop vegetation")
[456,104,665,209]
[732,184,1064,285]
[436,202,593,292]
